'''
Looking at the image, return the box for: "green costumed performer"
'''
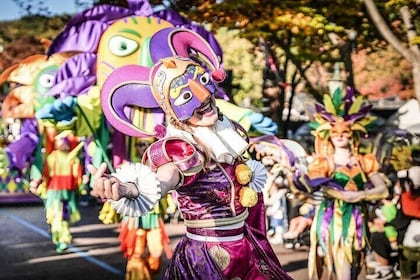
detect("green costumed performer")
[293,88,390,280]
[30,130,84,253]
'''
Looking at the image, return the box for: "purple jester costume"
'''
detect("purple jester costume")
[98,26,292,279]
[143,127,289,280]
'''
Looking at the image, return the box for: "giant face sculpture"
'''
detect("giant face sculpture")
[0,53,70,120]
[96,16,174,86]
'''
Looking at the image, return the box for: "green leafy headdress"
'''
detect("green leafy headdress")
[309,88,377,154]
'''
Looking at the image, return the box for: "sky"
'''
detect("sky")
[0,0,93,21]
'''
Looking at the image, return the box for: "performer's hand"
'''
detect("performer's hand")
[87,163,140,201]
[324,188,363,203]
[339,190,364,203]
[29,178,42,194]
[87,163,122,201]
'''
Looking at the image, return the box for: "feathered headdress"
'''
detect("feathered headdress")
[309,88,377,154]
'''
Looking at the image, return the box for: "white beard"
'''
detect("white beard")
[166,117,249,164]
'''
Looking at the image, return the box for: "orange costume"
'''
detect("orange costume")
[37,132,83,252]
[293,89,389,279]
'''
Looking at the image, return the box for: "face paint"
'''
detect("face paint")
[151,57,217,121]
[330,118,352,139]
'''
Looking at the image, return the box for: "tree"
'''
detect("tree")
[363,0,420,102]
[0,15,71,71]
[164,0,418,135]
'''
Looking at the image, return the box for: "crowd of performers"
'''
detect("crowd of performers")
[0,0,419,279]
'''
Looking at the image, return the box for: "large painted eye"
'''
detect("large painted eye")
[199,73,210,85]
[174,91,192,106]
[108,36,139,57]
[34,65,58,95]
[38,73,55,88]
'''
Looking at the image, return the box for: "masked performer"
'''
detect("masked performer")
[87,26,292,279]
[294,89,389,280]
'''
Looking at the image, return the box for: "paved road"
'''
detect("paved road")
[0,202,311,279]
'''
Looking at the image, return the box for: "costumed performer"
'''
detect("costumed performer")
[294,88,389,280]
[88,50,292,279]
[30,130,84,253]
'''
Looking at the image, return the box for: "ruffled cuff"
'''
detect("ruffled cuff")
[109,163,161,217]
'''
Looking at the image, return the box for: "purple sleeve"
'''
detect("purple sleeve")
[5,118,39,170]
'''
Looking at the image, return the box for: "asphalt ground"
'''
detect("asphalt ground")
[0,202,336,280]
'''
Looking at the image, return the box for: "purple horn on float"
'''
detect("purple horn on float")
[101,64,161,137]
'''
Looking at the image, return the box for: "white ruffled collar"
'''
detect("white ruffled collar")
[166,117,249,164]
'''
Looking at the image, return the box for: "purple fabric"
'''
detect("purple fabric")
[127,0,153,15]
[163,236,225,279]
[60,5,135,31]
[49,76,96,98]
[320,202,334,246]
[354,206,364,246]
[5,118,39,170]
[305,175,331,190]
[50,53,97,97]
[186,226,243,237]
[246,193,269,239]
[163,225,292,279]
[176,164,245,221]
[162,154,291,279]
[48,21,108,55]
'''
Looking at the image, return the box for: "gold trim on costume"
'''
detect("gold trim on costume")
[209,245,231,271]
[183,209,249,228]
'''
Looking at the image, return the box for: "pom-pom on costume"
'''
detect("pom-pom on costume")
[293,88,389,279]
[97,26,292,278]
